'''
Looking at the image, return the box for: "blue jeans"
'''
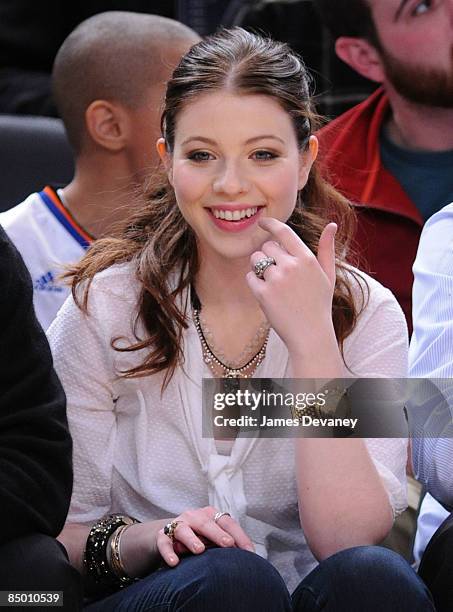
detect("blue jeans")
[293,546,435,611]
[84,546,434,611]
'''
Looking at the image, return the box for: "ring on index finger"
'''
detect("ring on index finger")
[254,256,276,280]
[214,511,231,524]
[163,520,182,543]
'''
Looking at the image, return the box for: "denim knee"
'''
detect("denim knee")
[86,548,292,612]
[84,547,291,612]
[170,547,292,612]
[292,546,435,612]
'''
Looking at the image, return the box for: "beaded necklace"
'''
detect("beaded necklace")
[199,309,270,369]
[191,286,269,379]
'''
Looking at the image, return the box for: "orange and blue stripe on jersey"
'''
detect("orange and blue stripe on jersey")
[39,186,93,250]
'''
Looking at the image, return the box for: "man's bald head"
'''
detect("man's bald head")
[52,12,199,155]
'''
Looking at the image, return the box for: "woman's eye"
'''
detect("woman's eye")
[412,0,431,16]
[252,150,278,161]
[188,151,214,162]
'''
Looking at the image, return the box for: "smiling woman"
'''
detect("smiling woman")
[157,91,316,261]
[48,28,434,612]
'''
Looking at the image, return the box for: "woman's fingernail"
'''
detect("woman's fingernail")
[245,544,255,552]
[222,536,233,546]
[168,555,177,565]
[193,541,203,552]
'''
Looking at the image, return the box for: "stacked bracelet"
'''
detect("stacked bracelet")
[109,523,135,585]
[83,514,140,595]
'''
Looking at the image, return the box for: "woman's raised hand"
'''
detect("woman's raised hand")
[121,507,255,576]
[246,217,339,362]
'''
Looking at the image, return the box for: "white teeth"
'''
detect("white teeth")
[212,207,259,221]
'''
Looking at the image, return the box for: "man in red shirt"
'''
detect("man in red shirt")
[314,0,453,330]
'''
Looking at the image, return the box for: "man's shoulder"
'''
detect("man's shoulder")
[0,191,51,246]
[0,189,83,266]
[416,202,453,272]
[420,202,453,249]
[424,202,453,228]
[316,87,396,207]
[0,191,42,224]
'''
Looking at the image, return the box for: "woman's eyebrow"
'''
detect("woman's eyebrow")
[180,136,217,146]
[245,135,286,145]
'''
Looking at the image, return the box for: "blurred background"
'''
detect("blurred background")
[0,0,378,120]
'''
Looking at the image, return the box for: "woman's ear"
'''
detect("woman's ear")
[308,135,318,164]
[156,137,173,185]
[298,135,318,190]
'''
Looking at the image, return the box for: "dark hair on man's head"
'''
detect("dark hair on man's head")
[313,0,380,46]
[52,11,199,155]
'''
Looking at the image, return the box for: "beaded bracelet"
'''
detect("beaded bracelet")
[83,514,140,596]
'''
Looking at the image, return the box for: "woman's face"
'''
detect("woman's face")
[157,91,317,262]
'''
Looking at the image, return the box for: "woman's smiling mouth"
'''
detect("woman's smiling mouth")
[207,205,264,232]
[211,206,259,220]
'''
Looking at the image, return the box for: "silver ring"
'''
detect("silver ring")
[254,256,276,279]
[214,511,231,524]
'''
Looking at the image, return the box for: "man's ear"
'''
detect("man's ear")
[85,100,129,152]
[335,36,385,83]
[156,137,173,185]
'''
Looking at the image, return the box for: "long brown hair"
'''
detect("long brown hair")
[67,27,365,387]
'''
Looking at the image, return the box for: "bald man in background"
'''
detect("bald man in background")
[0,12,199,329]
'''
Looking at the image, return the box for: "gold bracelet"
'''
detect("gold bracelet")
[109,523,134,584]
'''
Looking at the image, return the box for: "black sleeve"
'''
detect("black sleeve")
[0,225,73,545]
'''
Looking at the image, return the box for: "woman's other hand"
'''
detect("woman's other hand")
[121,507,254,577]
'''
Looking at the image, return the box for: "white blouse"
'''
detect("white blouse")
[47,262,409,592]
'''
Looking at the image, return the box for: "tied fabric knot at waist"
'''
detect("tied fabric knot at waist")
[206,453,268,558]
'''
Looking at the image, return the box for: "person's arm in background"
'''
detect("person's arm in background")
[409,203,453,511]
[0,225,73,543]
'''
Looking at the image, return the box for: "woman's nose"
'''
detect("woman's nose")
[212,160,249,196]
